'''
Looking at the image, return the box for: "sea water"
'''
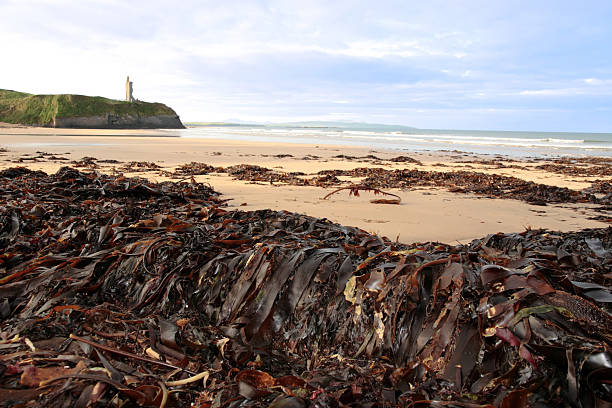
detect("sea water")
[180,123,612,158]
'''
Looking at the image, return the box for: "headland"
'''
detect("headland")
[0,89,184,129]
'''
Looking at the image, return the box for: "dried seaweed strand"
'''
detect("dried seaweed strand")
[69,334,196,375]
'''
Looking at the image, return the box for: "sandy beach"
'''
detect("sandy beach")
[1,126,609,244]
[3,3,612,405]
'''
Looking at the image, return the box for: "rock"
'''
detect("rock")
[54,113,185,129]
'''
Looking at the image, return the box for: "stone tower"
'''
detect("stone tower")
[125,76,134,103]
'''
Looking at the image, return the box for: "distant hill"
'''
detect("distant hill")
[187,120,418,132]
[0,89,184,129]
[278,121,418,131]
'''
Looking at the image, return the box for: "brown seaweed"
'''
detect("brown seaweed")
[162,161,610,211]
[323,185,402,204]
[0,167,611,407]
[319,167,605,207]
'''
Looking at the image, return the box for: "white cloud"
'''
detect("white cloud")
[519,89,579,96]
[1,0,610,131]
[519,79,612,97]
[583,78,612,85]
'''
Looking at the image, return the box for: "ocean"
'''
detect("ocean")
[181,122,612,158]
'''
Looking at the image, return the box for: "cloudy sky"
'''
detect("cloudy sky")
[1,0,611,131]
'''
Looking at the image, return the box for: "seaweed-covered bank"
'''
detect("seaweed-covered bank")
[0,89,184,129]
[0,167,610,407]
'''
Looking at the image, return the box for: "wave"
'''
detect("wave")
[183,126,612,157]
[338,133,596,148]
[234,127,598,145]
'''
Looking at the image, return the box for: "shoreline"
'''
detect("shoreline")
[0,126,610,244]
[182,125,612,159]
[6,122,612,158]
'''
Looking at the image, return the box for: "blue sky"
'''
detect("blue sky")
[1,0,611,131]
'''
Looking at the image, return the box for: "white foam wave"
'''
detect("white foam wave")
[183,126,612,156]
[338,132,588,148]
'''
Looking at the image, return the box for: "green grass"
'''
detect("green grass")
[0,89,177,126]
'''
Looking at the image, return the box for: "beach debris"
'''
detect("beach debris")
[159,162,610,220]
[536,163,612,177]
[71,156,99,168]
[158,161,609,209]
[261,153,294,158]
[455,158,528,170]
[0,167,611,406]
[10,151,70,163]
[97,159,122,164]
[528,157,612,178]
[1,147,611,222]
[318,167,603,206]
[389,155,422,164]
[585,180,612,201]
[323,184,402,204]
[168,161,217,177]
[332,154,385,162]
[119,161,162,172]
[46,155,70,161]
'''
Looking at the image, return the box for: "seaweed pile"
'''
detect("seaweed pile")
[1,168,611,407]
[389,156,422,164]
[120,162,163,173]
[320,168,606,206]
[168,163,342,187]
[537,157,612,177]
[18,152,609,210]
[8,151,70,164]
[72,157,99,169]
[169,162,217,178]
[167,162,610,207]
[535,164,612,177]
[226,164,341,187]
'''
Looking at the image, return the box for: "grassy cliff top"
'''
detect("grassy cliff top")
[0,89,177,126]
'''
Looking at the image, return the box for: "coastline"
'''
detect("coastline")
[0,125,611,407]
[182,124,612,158]
[0,126,609,244]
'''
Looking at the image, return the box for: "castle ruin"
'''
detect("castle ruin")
[125,76,135,103]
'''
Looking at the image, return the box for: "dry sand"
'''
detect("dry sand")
[0,126,609,244]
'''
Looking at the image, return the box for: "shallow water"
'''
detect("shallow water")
[181,124,612,158]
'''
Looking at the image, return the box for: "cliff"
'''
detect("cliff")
[0,89,185,129]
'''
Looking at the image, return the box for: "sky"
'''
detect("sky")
[1,0,611,132]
